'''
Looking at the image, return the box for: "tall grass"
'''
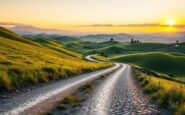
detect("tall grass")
[0,28,112,91]
[132,67,185,115]
[0,72,11,90]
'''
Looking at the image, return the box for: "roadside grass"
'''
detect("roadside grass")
[55,79,100,111]
[57,94,84,110]
[132,66,185,115]
[0,27,112,91]
[48,64,121,114]
[57,81,96,110]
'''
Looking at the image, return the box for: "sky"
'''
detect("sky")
[0,0,185,33]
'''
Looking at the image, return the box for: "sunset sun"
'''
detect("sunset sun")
[166,19,176,26]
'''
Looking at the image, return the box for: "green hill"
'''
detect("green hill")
[84,46,127,55]
[112,52,185,77]
[119,43,172,51]
[64,41,176,56]
[33,38,82,59]
[23,34,80,43]
[0,27,111,91]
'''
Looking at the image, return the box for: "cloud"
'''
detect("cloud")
[81,23,159,27]
[80,23,185,28]
[0,22,27,26]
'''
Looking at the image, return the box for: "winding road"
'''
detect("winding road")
[0,55,162,115]
[0,60,119,115]
[78,62,161,115]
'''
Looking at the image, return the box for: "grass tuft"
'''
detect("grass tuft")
[0,72,11,90]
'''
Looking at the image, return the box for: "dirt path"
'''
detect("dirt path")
[0,64,120,115]
[78,63,162,115]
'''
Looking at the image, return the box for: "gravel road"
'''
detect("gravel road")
[0,55,164,115]
[78,63,163,115]
[0,63,119,115]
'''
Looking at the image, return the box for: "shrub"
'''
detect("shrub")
[36,71,48,83]
[57,94,83,110]
[141,79,149,87]
[143,83,161,94]
[176,104,185,115]
[80,82,93,93]
[156,91,171,109]
[8,68,22,74]
[0,61,12,65]
[57,103,70,110]
[138,76,144,82]
[42,67,56,74]
[0,72,11,90]
[22,72,38,85]
[62,95,82,104]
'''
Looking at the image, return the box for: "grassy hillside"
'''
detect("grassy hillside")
[24,34,80,43]
[33,38,82,59]
[112,52,185,77]
[84,46,127,55]
[118,43,172,51]
[0,27,41,47]
[158,42,185,53]
[0,27,112,91]
[64,41,177,56]
[64,41,100,54]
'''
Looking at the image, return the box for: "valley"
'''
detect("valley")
[0,27,185,115]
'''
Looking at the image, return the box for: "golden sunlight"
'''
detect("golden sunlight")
[166,19,176,26]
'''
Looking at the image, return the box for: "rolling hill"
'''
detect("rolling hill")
[23,34,80,43]
[112,52,185,77]
[32,38,82,59]
[0,27,111,91]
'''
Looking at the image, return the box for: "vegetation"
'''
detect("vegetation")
[0,27,112,91]
[112,52,185,77]
[33,38,82,59]
[64,40,185,56]
[55,81,95,112]
[24,34,80,43]
[91,55,109,61]
[57,94,84,110]
[132,66,185,115]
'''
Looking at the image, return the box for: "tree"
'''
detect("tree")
[131,38,134,43]
[176,40,179,44]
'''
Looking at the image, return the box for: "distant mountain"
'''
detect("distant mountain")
[79,33,131,43]
[9,25,73,35]
[23,33,80,43]
[78,32,185,43]
[7,25,185,43]
[132,32,185,43]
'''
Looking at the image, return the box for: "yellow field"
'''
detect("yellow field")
[0,27,112,90]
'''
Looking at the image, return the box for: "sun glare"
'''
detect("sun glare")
[166,19,176,26]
